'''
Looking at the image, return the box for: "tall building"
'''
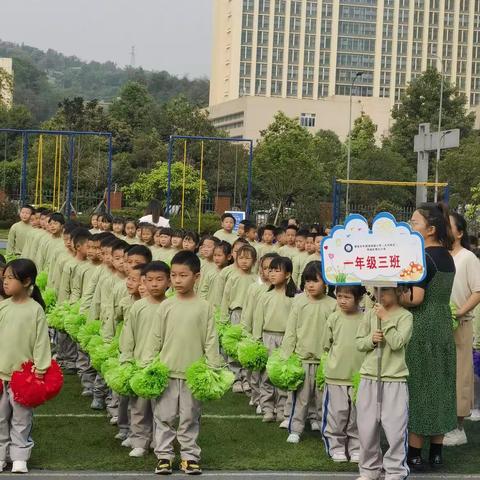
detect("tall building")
[0,58,13,109]
[209,0,480,141]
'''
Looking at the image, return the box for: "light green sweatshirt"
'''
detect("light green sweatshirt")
[7,221,32,255]
[119,297,165,366]
[108,278,128,326]
[80,265,105,314]
[210,264,236,307]
[98,274,122,341]
[257,243,276,259]
[199,266,220,302]
[21,227,42,260]
[56,257,79,304]
[197,260,216,296]
[34,233,54,271]
[48,249,70,290]
[44,237,65,273]
[125,236,141,245]
[356,307,413,382]
[88,267,114,322]
[151,246,175,264]
[278,245,299,260]
[221,270,257,314]
[292,251,310,287]
[253,289,294,339]
[70,261,98,304]
[146,296,224,379]
[324,310,365,386]
[281,293,337,363]
[214,229,238,245]
[0,298,51,381]
[240,282,269,334]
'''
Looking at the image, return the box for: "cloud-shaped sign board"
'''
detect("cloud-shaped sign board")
[321,212,426,286]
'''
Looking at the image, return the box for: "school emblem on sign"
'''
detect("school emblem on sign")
[321,212,426,286]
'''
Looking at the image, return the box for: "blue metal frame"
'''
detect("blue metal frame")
[166,135,254,218]
[0,128,113,217]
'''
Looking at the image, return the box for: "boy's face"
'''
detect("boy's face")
[305,236,315,254]
[63,234,73,251]
[49,220,63,236]
[40,215,48,229]
[160,234,171,248]
[170,264,199,295]
[141,228,153,244]
[87,240,99,261]
[102,246,113,267]
[262,229,274,244]
[276,232,286,245]
[20,208,33,223]
[126,254,147,276]
[213,248,229,268]
[236,253,254,273]
[285,228,297,246]
[246,228,257,242]
[314,235,323,253]
[31,213,41,227]
[200,239,215,260]
[112,248,125,273]
[125,223,136,238]
[76,241,89,258]
[171,235,183,249]
[336,291,357,314]
[237,223,246,238]
[295,235,306,251]
[144,270,170,298]
[222,217,235,233]
[126,269,142,296]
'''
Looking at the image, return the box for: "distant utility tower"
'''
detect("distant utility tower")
[129,46,136,67]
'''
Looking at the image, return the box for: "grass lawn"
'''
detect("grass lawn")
[0,229,8,240]
[28,374,480,473]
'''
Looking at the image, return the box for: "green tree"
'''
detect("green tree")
[313,129,343,182]
[389,68,475,164]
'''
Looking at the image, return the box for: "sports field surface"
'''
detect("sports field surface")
[21,375,480,474]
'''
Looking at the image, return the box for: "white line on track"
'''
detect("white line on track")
[35,414,259,419]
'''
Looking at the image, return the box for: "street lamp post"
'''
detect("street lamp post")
[345,71,364,216]
[434,56,444,202]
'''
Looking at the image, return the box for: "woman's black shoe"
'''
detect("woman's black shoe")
[430,453,443,468]
[407,456,426,471]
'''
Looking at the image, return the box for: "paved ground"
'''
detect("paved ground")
[2,472,480,480]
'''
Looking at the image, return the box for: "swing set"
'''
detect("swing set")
[0,128,113,216]
[166,135,254,233]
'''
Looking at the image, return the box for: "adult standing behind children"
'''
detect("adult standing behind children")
[443,212,480,447]
[401,202,456,470]
[138,199,170,228]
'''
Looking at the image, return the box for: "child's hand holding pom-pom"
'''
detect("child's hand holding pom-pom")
[186,358,234,401]
[266,349,305,391]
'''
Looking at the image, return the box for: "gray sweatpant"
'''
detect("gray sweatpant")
[229,309,244,383]
[260,332,287,418]
[129,396,153,449]
[118,395,130,436]
[76,350,95,391]
[56,332,78,370]
[0,383,34,462]
[289,363,323,435]
[153,378,202,462]
[321,383,359,458]
[357,379,409,480]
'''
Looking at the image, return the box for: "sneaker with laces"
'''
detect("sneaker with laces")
[180,459,202,475]
[468,409,480,421]
[129,447,147,457]
[287,433,300,443]
[110,416,118,425]
[279,419,289,429]
[81,388,93,397]
[443,428,467,446]
[115,432,128,441]
[12,460,28,473]
[0,461,6,473]
[242,381,251,392]
[350,452,360,463]
[121,437,133,448]
[155,458,173,475]
[90,398,105,410]
[256,405,262,415]
[262,412,275,423]
[331,452,348,463]
[248,398,255,406]
[232,381,243,394]
[310,420,321,431]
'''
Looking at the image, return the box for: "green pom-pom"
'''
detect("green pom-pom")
[315,352,328,390]
[129,357,170,399]
[266,349,305,391]
[166,287,176,298]
[44,288,57,312]
[451,302,459,330]
[213,307,230,340]
[351,372,361,404]
[101,356,119,377]
[87,334,104,355]
[89,339,113,371]
[36,271,48,291]
[46,302,70,331]
[5,252,18,263]
[77,320,101,351]
[237,338,268,371]
[64,312,87,341]
[220,324,246,359]
[186,358,234,401]
[104,361,139,396]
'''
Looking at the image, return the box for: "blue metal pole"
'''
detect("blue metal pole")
[21,132,29,205]
[246,140,253,217]
[66,135,75,217]
[166,136,174,217]
[444,184,450,204]
[107,135,113,214]
[332,177,337,226]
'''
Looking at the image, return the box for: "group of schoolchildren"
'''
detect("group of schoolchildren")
[1,206,414,479]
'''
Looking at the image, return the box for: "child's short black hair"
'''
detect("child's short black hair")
[49,212,65,225]
[183,231,200,245]
[260,252,279,264]
[232,237,249,248]
[274,227,285,235]
[21,204,36,214]
[127,245,153,263]
[159,227,173,236]
[301,261,324,291]
[237,244,257,263]
[263,224,276,234]
[141,261,171,277]
[72,228,92,248]
[200,234,220,247]
[172,229,184,239]
[214,241,232,257]
[111,239,129,253]
[113,217,125,224]
[125,218,137,227]
[131,263,146,273]
[100,234,117,248]
[36,207,48,215]
[64,221,80,235]
[171,250,201,274]
[102,213,113,224]
[244,223,257,233]
[239,219,250,226]
[221,213,236,224]
[286,224,298,232]
[336,285,366,302]
[296,229,310,239]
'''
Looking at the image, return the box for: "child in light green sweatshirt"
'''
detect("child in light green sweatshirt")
[6,205,34,256]
[199,241,232,305]
[322,285,366,464]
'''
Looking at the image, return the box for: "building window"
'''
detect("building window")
[302,82,314,98]
[271,80,283,96]
[300,113,316,128]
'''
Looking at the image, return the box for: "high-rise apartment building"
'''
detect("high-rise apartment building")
[0,58,13,108]
[209,0,480,141]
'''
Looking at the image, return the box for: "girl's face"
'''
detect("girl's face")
[336,291,358,314]
[126,270,142,296]
[91,215,98,228]
[305,275,326,299]
[236,253,254,273]
[237,223,245,238]
[102,221,112,232]
[201,239,215,260]
[160,234,172,248]
[260,257,273,283]
[102,247,113,267]
[379,288,398,308]
[154,231,162,246]
[231,243,243,261]
[285,229,297,246]
[141,228,153,244]
[113,223,124,235]
[172,236,183,249]
[269,266,289,287]
[410,210,434,241]
[182,237,197,252]
[3,267,28,297]
[314,235,323,253]
[213,248,230,268]
[125,222,136,238]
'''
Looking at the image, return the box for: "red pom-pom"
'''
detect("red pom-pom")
[0,380,3,395]
[10,360,64,408]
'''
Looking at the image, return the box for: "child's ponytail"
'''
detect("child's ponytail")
[31,284,46,311]
[285,277,297,298]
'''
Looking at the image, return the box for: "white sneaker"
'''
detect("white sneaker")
[0,462,6,473]
[12,460,28,473]
[443,428,467,446]
[331,452,348,463]
[115,432,128,441]
[121,437,133,448]
[279,419,289,429]
[110,416,118,425]
[287,433,300,443]
[310,420,321,431]
[129,447,147,457]
[467,409,480,421]
[232,381,243,393]
[256,404,262,415]
[350,452,360,463]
